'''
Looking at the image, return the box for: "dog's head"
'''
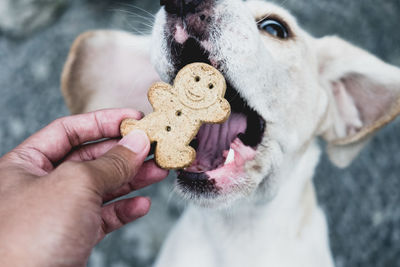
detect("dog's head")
[61,0,400,209]
[150,0,400,207]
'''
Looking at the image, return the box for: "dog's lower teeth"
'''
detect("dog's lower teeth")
[224,148,235,165]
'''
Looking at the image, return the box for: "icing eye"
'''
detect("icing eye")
[195,76,200,82]
[176,110,182,116]
[257,18,289,39]
[208,83,214,89]
[166,126,171,132]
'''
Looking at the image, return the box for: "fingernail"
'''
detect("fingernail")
[119,130,149,154]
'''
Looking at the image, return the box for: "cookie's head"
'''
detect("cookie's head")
[175,63,226,109]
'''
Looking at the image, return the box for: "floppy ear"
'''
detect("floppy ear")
[316,36,400,167]
[61,30,159,114]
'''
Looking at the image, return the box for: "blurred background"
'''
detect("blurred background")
[0,0,399,266]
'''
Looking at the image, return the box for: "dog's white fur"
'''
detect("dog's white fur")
[62,1,400,266]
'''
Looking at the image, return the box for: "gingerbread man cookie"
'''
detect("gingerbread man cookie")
[120,63,231,169]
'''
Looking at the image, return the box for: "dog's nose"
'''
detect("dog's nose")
[160,0,203,16]
[162,0,213,41]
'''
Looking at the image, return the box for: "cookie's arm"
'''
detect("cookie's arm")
[201,99,231,123]
[148,82,175,111]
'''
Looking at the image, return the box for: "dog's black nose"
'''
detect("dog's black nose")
[160,0,203,16]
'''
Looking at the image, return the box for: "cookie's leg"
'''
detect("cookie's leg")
[120,118,138,136]
[155,144,196,169]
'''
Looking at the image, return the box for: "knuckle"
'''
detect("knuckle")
[57,161,77,173]
[51,117,64,127]
[61,161,93,183]
[77,146,94,161]
[76,163,95,180]
[103,152,131,179]
[55,161,105,195]
[114,205,128,225]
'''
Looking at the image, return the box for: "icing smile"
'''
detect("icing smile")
[186,89,204,101]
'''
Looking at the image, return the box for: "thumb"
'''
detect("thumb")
[81,129,150,196]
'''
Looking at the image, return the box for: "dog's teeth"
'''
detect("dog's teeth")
[224,148,235,165]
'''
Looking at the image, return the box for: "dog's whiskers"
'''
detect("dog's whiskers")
[111,3,156,20]
[114,9,155,24]
[121,17,153,35]
[111,4,156,35]
[119,4,157,19]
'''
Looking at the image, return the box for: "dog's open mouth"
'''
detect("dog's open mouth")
[170,38,266,197]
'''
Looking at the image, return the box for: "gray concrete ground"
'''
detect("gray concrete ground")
[0,0,399,266]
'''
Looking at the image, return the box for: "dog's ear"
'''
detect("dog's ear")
[61,30,159,114]
[316,36,400,167]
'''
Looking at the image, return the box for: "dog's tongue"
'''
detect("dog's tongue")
[187,113,247,172]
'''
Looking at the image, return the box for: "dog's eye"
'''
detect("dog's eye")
[258,19,289,39]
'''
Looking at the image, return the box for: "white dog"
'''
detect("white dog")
[62,1,400,266]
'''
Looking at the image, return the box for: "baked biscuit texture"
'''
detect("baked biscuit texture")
[121,63,231,169]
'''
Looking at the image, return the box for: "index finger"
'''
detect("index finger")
[17,109,142,163]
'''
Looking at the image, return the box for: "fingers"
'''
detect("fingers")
[17,109,143,164]
[98,196,151,242]
[81,130,150,196]
[66,139,119,162]
[103,160,168,203]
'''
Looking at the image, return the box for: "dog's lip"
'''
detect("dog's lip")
[177,137,257,197]
[177,91,265,194]
[179,107,264,189]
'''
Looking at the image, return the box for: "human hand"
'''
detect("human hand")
[0,109,168,267]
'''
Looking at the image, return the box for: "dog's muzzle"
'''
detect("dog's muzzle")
[161,0,216,41]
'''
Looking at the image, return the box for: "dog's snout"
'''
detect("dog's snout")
[160,0,203,16]
[162,0,215,42]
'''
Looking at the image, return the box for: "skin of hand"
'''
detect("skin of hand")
[0,109,169,267]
